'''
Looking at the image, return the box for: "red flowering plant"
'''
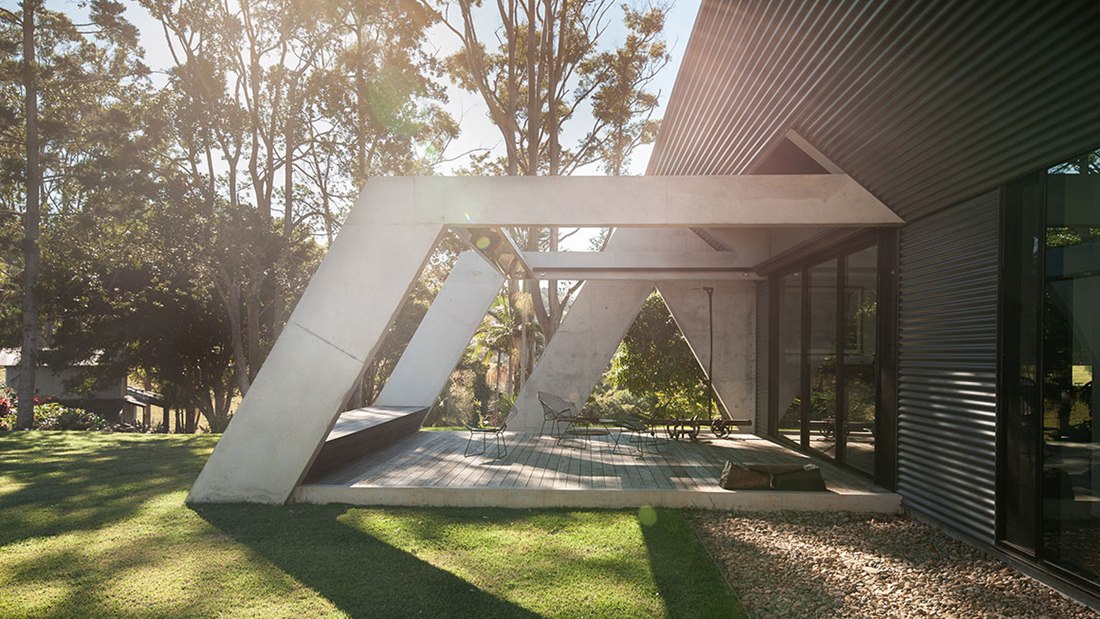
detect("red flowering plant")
[0,386,15,431]
[0,386,13,416]
[0,388,61,431]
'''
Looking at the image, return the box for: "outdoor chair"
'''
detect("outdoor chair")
[538,391,578,437]
[618,416,662,455]
[464,420,508,459]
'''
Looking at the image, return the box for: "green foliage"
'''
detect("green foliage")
[30,402,107,431]
[0,400,107,431]
[441,1,670,176]
[611,292,709,420]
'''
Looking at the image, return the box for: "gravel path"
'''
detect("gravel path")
[692,511,1097,618]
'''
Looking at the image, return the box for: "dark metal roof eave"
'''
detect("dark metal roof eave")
[646,0,1100,222]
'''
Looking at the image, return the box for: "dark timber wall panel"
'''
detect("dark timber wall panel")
[755,280,769,433]
[897,191,1000,543]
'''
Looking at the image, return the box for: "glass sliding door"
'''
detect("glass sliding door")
[843,245,878,474]
[807,259,838,456]
[776,271,803,446]
[1000,146,1100,591]
[1041,153,1100,583]
[767,232,894,484]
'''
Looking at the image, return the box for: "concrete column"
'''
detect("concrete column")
[375,251,504,408]
[188,220,442,504]
[509,280,655,430]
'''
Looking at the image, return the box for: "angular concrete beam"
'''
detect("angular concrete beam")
[375,251,504,408]
[351,175,903,227]
[508,280,655,431]
[188,222,443,504]
[523,249,758,280]
[521,249,757,275]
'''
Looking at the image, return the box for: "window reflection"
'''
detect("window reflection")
[777,271,803,445]
[844,246,878,475]
[808,259,838,456]
[1042,149,1100,583]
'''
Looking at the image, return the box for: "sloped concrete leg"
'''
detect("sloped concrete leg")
[658,280,756,422]
[509,280,655,430]
[188,221,442,504]
[375,251,504,408]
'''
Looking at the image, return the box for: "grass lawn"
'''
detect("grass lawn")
[0,432,743,618]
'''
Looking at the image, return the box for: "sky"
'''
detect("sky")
[79,0,702,177]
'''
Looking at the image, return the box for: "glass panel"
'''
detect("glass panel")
[1042,149,1100,583]
[776,271,803,445]
[843,246,878,474]
[808,259,838,457]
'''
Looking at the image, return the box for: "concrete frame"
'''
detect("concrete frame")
[188,175,900,504]
[508,227,760,431]
[374,252,505,408]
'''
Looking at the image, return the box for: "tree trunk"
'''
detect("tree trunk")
[16,0,40,431]
[525,0,539,175]
[272,86,297,339]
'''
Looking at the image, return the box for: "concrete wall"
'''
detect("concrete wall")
[3,366,125,400]
[511,227,761,430]
[659,280,756,424]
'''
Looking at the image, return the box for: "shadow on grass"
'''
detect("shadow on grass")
[0,432,217,548]
[640,508,747,619]
[196,504,539,619]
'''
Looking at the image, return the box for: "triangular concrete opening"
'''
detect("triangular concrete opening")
[586,289,714,421]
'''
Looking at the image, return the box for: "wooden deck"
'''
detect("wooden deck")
[293,431,901,512]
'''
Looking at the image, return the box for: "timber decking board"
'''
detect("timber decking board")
[312,431,883,495]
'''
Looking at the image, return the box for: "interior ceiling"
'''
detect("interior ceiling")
[649,0,1100,221]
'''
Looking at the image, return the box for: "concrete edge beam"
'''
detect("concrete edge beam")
[347,175,904,228]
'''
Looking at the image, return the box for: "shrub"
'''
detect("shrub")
[33,402,108,431]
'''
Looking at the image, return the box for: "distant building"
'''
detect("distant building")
[1,350,167,429]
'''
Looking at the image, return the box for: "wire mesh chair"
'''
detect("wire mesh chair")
[537,391,577,438]
[464,420,508,459]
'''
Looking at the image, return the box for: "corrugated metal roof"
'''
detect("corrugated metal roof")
[649,0,1100,220]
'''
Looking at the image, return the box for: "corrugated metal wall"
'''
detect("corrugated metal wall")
[897,191,1000,543]
[755,280,769,433]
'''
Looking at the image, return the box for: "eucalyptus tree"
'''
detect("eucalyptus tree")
[142,0,454,396]
[430,0,669,384]
[0,0,146,428]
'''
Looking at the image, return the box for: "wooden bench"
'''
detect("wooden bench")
[304,406,430,482]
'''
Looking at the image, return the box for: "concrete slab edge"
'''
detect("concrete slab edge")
[291,485,903,513]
